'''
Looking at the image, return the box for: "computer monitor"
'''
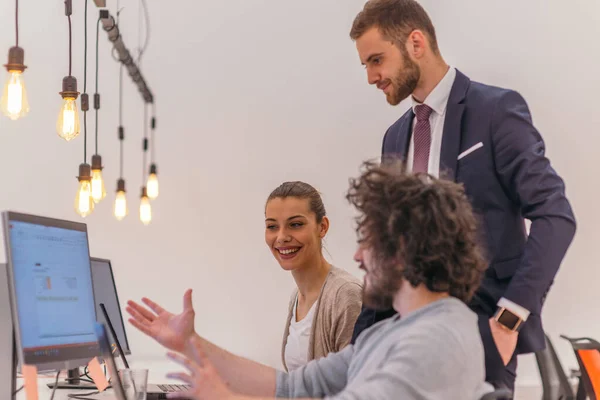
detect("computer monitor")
[2,211,99,372]
[0,263,18,399]
[90,257,131,357]
[95,323,127,400]
[90,258,192,398]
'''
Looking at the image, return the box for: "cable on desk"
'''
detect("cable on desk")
[67,390,101,399]
[48,371,61,400]
[12,385,24,395]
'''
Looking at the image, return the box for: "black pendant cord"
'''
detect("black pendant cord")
[119,65,124,179]
[150,102,156,164]
[83,0,88,163]
[15,0,19,46]
[117,0,124,179]
[67,10,72,75]
[142,103,148,182]
[137,0,150,63]
[95,16,101,155]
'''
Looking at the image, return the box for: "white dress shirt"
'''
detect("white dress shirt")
[406,66,456,178]
[405,66,530,322]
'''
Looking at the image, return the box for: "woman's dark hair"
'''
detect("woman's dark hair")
[346,160,486,302]
[266,181,326,223]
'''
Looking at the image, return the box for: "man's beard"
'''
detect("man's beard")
[363,262,403,310]
[386,56,420,106]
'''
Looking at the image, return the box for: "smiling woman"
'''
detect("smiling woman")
[265,181,363,372]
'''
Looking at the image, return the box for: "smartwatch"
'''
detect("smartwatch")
[493,307,523,332]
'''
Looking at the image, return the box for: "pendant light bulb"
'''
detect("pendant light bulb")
[114,179,128,221]
[90,154,106,203]
[1,47,29,120]
[139,187,152,225]
[57,76,80,141]
[146,164,159,200]
[75,163,95,217]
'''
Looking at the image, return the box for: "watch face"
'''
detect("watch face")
[498,310,521,329]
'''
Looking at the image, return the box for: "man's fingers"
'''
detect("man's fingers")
[183,289,193,312]
[142,297,166,315]
[166,372,193,385]
[126,306,152,326]
[128,318,153,337]
[127,300,157,322]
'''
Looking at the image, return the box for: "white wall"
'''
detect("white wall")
[0,0,597,390]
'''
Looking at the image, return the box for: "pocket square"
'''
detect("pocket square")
[458,142,483,160]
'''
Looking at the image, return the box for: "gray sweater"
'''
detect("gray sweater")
[276,297,488,400]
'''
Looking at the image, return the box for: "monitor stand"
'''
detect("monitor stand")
[10,334,17,400]
[4,328,20,399]
[46,367,100,390]
[48,302,126,391]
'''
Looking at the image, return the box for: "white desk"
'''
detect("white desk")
[16,380,121,400]
[14,380,544,400]
[13,357,545,400]
[15,357,182,400]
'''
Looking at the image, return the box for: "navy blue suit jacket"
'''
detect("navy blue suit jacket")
[353,70,576,354]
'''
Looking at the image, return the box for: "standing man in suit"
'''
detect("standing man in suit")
[348,0,576,391]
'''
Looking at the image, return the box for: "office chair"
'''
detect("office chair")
[561,335,600,400]
[535,333,576,399]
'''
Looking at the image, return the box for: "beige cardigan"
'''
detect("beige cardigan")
[281,266,363,371]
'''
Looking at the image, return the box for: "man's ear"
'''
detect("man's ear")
[406,29,427,59]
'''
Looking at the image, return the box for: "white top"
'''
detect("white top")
[284,296,317,371]
[406,66,457,178]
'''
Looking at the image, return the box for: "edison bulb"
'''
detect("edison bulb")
[114,190,128,220]
[140,196,152,225]
[1,71,29,120]
[75,180,95,217]
[91,169,106,203]
[57,97,80,141]
[146,173,159,200]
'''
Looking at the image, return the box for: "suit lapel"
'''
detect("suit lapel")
[395,112,414,159]
[440,103,464,181]
[440,69,470,181]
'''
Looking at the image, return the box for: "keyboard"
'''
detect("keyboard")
[157,384,191,392]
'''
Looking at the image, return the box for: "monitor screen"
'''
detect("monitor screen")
[2,212,99,370]
[90,258,131,356]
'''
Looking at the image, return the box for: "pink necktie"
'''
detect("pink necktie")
[413,104,433,173]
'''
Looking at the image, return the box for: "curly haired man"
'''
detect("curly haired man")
[127,160,493,400]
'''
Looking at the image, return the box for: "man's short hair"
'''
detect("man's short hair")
[350,0,439,54]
